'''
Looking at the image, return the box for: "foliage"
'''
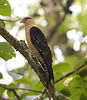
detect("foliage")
[0,42,16,61]
[0,0,11,16]
[0,0,87,100]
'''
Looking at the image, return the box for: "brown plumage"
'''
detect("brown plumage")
[20,17,54,87]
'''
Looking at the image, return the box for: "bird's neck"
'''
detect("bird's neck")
[25,21,37,30]
[24,21,37,41]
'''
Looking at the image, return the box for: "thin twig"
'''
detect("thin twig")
[54,61,87,84]
[12,87,42,93]
[0,18,21,28]
[0,84,21,100]
[0,84,42,93]
[0,18,21,22]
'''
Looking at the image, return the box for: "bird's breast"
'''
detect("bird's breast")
[25,27,43,63]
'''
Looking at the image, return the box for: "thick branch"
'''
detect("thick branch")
[0,25,67,100]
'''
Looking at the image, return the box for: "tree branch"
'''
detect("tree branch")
[47,0,74,42]
[47,13,66,42]
[0,18,21,27]
[0,25,69,100]
[0,84,42,93]
[0,84,20,100]
[11,87,42,93]
[0,18,21,22]
[54,61,87,84]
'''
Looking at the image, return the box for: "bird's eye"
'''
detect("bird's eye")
[26,17,31,20]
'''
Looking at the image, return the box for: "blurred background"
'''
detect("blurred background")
[0,0,87,100]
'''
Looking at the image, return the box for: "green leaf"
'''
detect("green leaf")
[65,55,79,67]
[60,87,71,96]
[0,42,16,61]
[0,72,3,79]
[82,75,87,81]
[0,0,11,16]
[7,90,15,99]
[0,86,5,93]
[69,77,84,88]
[53,62,72,73]
[8,72,23,81]
[74,58,87,69]
[55,79,65,92]
[15,77,33,85]
[80,93,87,100]
[0,20,5,27]
[74,58,87,73]
[9,72,33,85]
[54,73,63,80]
[32,81,44,91]
[8,83,17,88]
[68,75,87,100]
[21,81,42,99]
[6,84,16,99]
[21,91,40,99]
[83,88,87,98]
[69,88,82,100]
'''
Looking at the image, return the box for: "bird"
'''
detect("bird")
[20,16,54,88]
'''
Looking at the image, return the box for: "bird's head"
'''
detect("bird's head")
[20,17,35,24]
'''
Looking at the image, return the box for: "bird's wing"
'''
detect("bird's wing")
[30,26,52,64]
[30,26,54,82]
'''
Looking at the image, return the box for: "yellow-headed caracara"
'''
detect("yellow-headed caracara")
[20,17,54,87]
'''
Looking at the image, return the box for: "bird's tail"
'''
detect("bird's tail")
[40,61,54,88]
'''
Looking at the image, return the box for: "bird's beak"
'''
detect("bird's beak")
[20,19,24,23]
